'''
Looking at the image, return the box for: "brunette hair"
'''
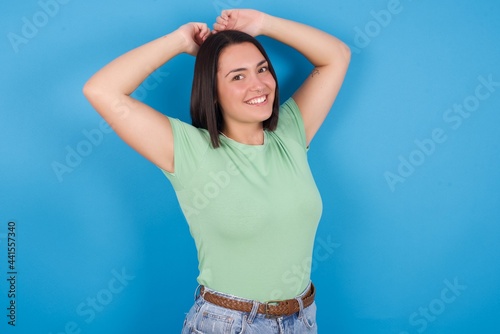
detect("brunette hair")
[190,30,280,148]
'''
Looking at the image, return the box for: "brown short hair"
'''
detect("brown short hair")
[190,30,280,148]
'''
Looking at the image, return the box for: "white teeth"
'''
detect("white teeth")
[246,96,266,105]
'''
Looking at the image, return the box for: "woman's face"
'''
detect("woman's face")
[216,42,276,129]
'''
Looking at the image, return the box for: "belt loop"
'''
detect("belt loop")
[295,295,305,319]
[193,284,202,301]
[247,300,259,324]
[277,317,285,334]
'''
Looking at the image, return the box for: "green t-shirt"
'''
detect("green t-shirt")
[162,98,322,302]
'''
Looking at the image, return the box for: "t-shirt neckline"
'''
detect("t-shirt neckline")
[219,130,268,150]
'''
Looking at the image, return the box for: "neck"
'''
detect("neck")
[221,123,265,145]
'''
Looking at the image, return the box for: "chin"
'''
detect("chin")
[261,110,274,123]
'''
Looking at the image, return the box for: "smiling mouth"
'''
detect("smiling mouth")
[245,95,267,105]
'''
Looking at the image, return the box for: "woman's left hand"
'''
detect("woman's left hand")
[213,9,266,36]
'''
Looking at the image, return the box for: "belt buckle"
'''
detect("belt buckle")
[264,300,281,318]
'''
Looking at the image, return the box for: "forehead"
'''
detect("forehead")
[218,42,266,71]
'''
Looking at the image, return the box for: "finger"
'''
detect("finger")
[195,22,208,31]
[199,24,209,34]
[216,16,227,25]
[213,22,225,32]
[201,28,211,41]
[194,34,204,46]
[199,26,210,41]
[221,9,231,20]
[196,24,210,39]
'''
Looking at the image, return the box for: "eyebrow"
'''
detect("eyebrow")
[224,60,268,78]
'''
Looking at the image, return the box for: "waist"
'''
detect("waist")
[196,248,318,302]
[197,281,315,317]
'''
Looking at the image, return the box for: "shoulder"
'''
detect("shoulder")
[162,116,211,181]
[275,98,308,150]
[167,116,211,140]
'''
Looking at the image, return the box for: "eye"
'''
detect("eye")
[259,66,268,73]
[232,74,244,81]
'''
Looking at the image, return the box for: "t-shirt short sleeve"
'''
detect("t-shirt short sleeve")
[276,97,308,151]
[161,116,210,189]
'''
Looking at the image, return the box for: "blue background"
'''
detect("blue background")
[1,0,500,333]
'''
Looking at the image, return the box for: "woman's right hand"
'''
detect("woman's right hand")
[175,22,211,56]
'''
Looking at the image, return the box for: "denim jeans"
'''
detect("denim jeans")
[181,283,318,334]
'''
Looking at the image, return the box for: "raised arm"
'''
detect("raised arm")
[214,10,350,146]
[83,23,211,173]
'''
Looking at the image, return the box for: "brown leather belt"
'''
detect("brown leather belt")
[200,283,315,317]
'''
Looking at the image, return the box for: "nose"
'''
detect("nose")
[250,75,266,93]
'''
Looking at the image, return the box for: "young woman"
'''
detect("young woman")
[83,8,350,333]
